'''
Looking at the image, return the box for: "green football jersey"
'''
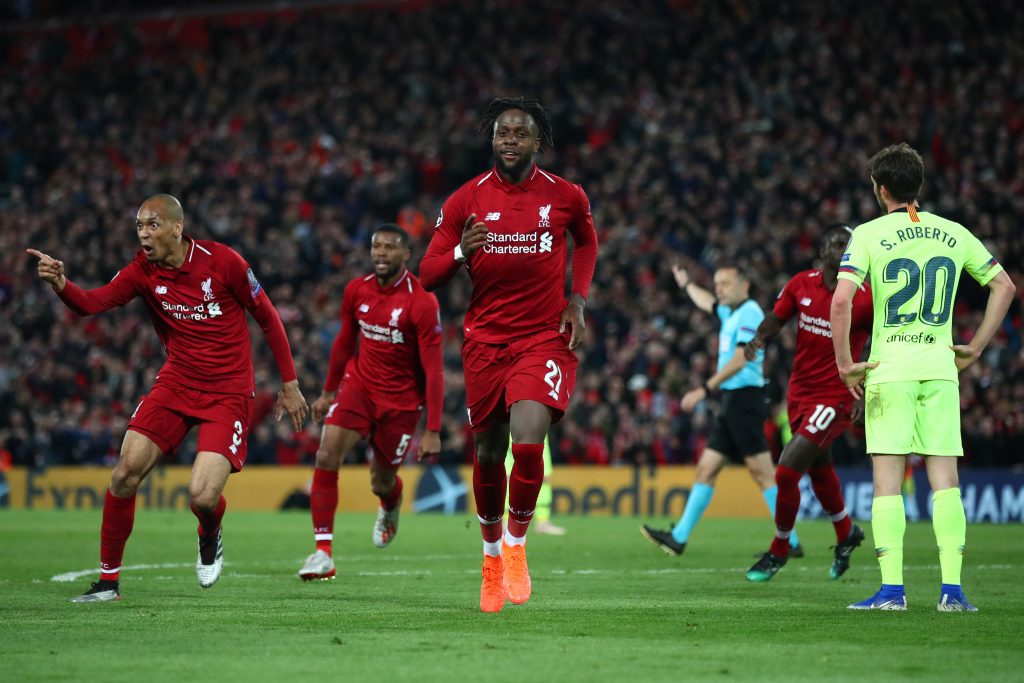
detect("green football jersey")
[837,207,1002,385]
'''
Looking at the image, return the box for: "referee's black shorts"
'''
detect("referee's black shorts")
[705,386,770,461]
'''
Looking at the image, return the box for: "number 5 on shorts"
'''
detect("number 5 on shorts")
[544,360,563,400]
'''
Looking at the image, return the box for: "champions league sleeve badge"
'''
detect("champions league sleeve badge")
[247,268,262,299]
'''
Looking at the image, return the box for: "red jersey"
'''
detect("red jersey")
[323,270,444,431]
[419,165,598,343]
[773,269,873,403]
[57,237,296,395]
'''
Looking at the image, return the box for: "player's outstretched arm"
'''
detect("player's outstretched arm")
[27,248,139,315]
[951,270,1015,372]
[745,313,784,361]
[672,264,715,313]
[831,279,877,398]
[26,248,66,291]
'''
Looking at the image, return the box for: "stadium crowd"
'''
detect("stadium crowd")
[2,0,1022,470]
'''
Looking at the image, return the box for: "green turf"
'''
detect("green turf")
[1,510,1021,682]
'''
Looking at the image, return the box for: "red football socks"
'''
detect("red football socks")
[380,475,403,512]
[507,443,545,539]
[99,489,136,582]
[473,458,507,544]
[311,468,339,554]
[809,464,852,541]
[770,465,803,558]
[191,494,227,540]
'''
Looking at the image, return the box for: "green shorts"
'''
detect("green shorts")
[864,380,962,456]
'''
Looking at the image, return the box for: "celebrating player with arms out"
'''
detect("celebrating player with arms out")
[28,194,307,602]
[420,97,598,612]
[745,226,873,582]
[297,224,443,581]
[832,144,1014,611]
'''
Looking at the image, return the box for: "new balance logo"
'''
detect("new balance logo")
[485,212,501,221]
[800,297,812,306]
[359,304,370,313]
[539,231,552,253]
[154,286,167,294]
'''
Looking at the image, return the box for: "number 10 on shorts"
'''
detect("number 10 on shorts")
[805,404,836,434]
[544,360,563,400]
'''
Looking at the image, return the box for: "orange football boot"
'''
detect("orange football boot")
[480,554,506,613]
[501,541,532,604]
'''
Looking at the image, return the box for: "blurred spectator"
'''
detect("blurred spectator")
[2,0,1021,468]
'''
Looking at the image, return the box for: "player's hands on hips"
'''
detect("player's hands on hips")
[744,337,765,361]
[560,294,587,350]
[838,361,879,399]
[26,248,67,291]
[276,380,309,431]
[951,344,980,372]
[417,430,441,462]
[460,214,488,258]
[311,391,336,424]
[671,263,691,290]
[680,386,706,413]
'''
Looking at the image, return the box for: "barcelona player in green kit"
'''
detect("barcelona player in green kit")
[831,144,1015,611]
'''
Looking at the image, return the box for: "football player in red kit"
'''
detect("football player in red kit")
[420,98,598,612]
[744,226,874,582]
[28,194,308,601]
[298,224,443,581]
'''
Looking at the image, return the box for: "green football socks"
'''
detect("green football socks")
[932,487,967,586]
[872,495,906,586]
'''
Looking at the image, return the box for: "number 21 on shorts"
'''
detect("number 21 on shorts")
[544,360,563,400]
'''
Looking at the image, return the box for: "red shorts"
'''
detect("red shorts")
[128,379,254,471]
[788,395,856,450]
[463,330,578,433]
[324,373,421,468]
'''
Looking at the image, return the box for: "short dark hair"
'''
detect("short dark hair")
[869,143,924,203]
[714,262,747,281]
[372,223,410,247]
[478,97,555,151]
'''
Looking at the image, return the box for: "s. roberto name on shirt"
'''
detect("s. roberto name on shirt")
[880,225,957,251]
[483,231,553,255]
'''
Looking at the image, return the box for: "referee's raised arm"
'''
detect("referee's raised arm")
[672,263,715,313]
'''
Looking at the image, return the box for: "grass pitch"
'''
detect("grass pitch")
[1,510,1021,683]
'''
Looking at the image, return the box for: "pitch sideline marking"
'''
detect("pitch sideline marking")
[51,562,196,583]
[51,562,1014,583]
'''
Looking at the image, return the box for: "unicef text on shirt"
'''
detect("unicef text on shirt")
[885,331,936,345]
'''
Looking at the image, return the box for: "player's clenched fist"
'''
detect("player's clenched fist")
[460,214,488,259]
[26,248,67,291]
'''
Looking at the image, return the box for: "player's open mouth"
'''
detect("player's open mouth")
[141,244,154,255]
